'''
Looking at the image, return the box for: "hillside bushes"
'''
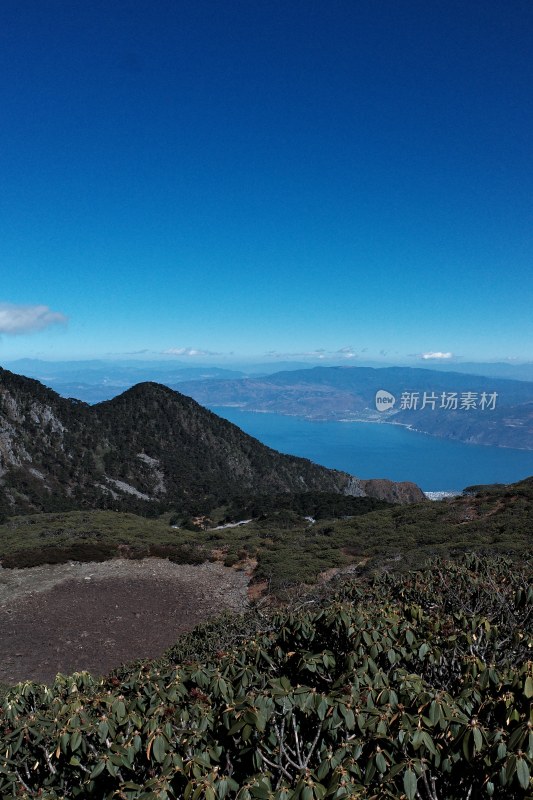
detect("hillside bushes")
[0,555,531,799]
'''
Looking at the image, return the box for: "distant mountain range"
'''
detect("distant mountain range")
[175,366,533,450]
[3,359,247,404]
[5,357,533,403]
[0,368,424,516]
[3,360,532,449]
[419,360,533,382]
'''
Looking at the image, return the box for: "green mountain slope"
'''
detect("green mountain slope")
[1,477,530,588]
[0,368,425,516]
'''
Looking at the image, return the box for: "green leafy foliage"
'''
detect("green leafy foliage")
[221,492,391,522]
[1,555,531,799]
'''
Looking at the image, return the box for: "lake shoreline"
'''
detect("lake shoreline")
[210,406,533,493]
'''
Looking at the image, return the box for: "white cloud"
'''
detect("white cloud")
[420,351,454,360]
[265,347,358,360]
[0,303,67,335]
[336,347,356,359]
[162,347,221,357]
[266,349,326,359]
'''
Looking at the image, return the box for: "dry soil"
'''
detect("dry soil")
[0,558,249,685]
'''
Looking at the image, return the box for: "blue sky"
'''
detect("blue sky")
[1,0,532,364]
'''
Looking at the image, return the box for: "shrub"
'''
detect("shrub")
[0,555,531,799]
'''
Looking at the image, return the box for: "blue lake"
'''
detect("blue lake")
[210,407,533,492]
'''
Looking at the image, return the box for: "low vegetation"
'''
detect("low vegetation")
[1,481,531,589]
[0,555,531,798]
[0,481,531,796]
[0,511,208,569]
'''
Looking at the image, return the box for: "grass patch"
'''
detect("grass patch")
[1,482,531,587]
[0,511,205,568]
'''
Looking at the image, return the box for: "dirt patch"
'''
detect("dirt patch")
[209,547,229,562]
[247,580,268,601]
[0,558,249,686]
[317,555,370,584]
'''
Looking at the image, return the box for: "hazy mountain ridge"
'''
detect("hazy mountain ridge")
[175,366,533,449]
[0,368,425,516]
[6,358,533,405]
[4,359,247,404]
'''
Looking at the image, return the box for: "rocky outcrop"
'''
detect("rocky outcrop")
[361,479,426,504]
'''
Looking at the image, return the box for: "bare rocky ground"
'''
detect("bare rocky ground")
[0,559,249,686]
